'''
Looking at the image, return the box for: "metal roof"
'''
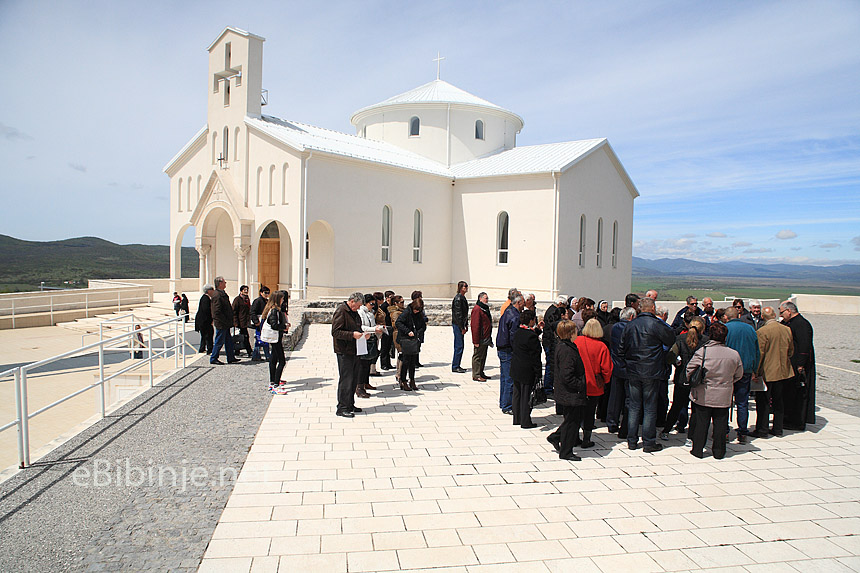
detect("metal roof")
[351,79,523,126]
[246,116,453,177]
[451,139,607,178]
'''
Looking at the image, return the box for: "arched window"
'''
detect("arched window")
[268,165,276,206]
[497,211,509,265]
[381,205,392,262]
[197,175,202,203]
[256,166,263,206]
[579,215,586,267]
[596,218,603,267]
[212,132,218,165]
[412,209,422,262]
[475,119,484,140]
[612,221,618,268]
[281,163,289,204]
[177,178,183,211]
[187,176,192,212]
[409,116,420,137]
[234,127,240,161]
[222,126,229,164]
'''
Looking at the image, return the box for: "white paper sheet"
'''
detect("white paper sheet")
[356,333,368,355]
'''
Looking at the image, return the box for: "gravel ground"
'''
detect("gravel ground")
[807,314,860,417]
[0,355,272,572]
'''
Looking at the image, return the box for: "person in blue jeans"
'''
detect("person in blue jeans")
[496,294,524,414]
[618,297,675,452]
[209,276,240,365]
[725,305,761,443]
[451,281,469,373]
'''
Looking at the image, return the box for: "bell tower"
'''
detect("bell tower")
[207,27,265,128]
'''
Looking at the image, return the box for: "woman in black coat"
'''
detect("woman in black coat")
[194,286,214,354]
[511,309,542,429]
[548,319,587,461]
[395,299,424,390]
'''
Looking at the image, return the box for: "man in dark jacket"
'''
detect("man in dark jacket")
[671,296,701,333]
[607,306,636,435]
[542,296,568,396]
[741,300,766,330]
[210,276,239,365]
[232,285,253,358]
[496,294,524,414]
[194,285,215,354]
[470,292,493,382]
[332,292,368,418]
[250,286,271,361]
[780,300,816,429]
[618,297,674,452]
[451,281,469,373]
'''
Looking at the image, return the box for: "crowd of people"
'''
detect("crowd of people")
[193,280,817,461]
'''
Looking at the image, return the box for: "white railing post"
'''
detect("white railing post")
[182,317,187,368]
[129,315,135,361]
[174,318,179,369]
[50,295,54,325]
[11,298,15,329]
[98,344,106,419]
[117,291,121,312]
[14,369,24,468]
[20,369,30,467]
[86,291,89,318]
[148,327,154,387]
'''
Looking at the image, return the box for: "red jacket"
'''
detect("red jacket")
[470,304,493,346]
[575,335,613,396]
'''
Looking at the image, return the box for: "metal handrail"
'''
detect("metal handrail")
[0,313,187,469]
[0,285,153,328]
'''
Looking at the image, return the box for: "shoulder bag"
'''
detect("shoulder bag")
[260,311,280,343]
[686,345,707,388]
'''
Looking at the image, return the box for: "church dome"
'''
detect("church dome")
[350,79,523,128]
[350,80,524,166]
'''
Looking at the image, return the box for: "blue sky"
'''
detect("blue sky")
[1,0,858,264]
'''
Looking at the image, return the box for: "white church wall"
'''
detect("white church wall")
[448,110,517,166]
[557,147,634,304]
[454,175,556,300]
[359,107,450,165]
[305,155,454,297]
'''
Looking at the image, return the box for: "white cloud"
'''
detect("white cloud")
[68,163,87,173]
[0,122,32,141]
[852,236,860,251]
[776,229,798,240]
[744,247,773,253]
[706,232,728,238]
[680,233,697,238]
[732,241,752,247]
[818,243,840,249]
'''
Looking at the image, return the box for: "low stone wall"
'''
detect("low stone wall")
[792,294,860,316]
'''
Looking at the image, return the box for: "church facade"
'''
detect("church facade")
[166,27,638,301]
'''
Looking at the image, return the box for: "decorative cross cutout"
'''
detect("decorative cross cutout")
[433,52,445,80]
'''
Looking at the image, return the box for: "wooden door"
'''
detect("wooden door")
[258,238,280,290]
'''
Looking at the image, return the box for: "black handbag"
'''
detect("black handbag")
[361,334,380,361]
[400,337,420,355]
[686,345,707,387]
[531,376,547,406]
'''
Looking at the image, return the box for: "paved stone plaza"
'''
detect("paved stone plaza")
[1,322,859,572]
[197,324,860,572]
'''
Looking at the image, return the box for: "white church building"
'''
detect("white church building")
[166,27,638,301]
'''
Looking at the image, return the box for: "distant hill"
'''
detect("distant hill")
[0,234,198,292]
[632,256,860,284]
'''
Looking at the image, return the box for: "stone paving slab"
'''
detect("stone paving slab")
[199,324,860,572]
[0,355,272,572]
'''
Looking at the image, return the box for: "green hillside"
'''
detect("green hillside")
[0,234,198,292]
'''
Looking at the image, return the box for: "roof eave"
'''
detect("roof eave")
[163,126,208,175]
[207,27,265,51]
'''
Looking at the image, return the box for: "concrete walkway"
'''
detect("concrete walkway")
[198,324,860,573]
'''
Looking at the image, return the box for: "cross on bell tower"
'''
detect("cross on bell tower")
[207,27,265,125]
[433,52,445,80]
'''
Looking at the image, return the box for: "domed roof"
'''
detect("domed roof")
[351,79,523,128]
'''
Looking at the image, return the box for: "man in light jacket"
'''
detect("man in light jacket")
[753,307,794,437]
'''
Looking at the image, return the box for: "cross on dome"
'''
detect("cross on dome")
[433,52,445,80]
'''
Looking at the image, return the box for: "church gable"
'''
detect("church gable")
[190,170,254,229]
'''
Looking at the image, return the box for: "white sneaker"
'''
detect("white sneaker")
[274,386,288,395]
[684,439,693,448]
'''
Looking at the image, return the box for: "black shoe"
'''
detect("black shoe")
[607,425,619,433]
[415,363,423,368]
[369,372,382,377]
[769,429,783,437]
[228,358,241,364]
[351,406,363,413]
[737,434,748,444]
[452,367,467,374]
[481,374,492,379]
[750,430,770,439]
[336,411,355,418]
[628,442,640,450]
[690,450,705,459]
[560,453,581,461]
[502,409,513,415]
[547,436,561,452]
[581,441,595,449]
[521,423,537,429]
[643,443,663,453]
[675,426,687,434]
[198,349,207,353]
[210,359,225,365]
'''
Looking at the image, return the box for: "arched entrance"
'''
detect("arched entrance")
[257,221,292,292]
[201,207,239,290]
[306,220,334,297]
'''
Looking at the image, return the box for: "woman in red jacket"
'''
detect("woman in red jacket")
[574,318,614,448]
